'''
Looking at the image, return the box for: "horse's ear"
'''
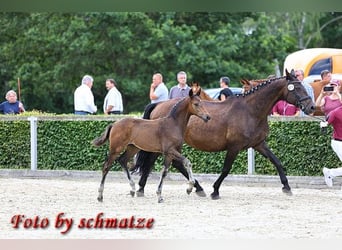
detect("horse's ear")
[240,79,248,85]
[285,68,291,79]
[189,88,194,97]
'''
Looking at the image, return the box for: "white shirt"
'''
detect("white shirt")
[74,84,97,113]
[103,87,123,113]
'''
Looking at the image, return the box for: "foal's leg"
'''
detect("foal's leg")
[172,159,206,197]
[156,156,172,203]
[254,142,292,195]
[117,145,140,197]
[98,152,118,202]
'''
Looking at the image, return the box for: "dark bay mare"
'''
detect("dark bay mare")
[132,70,315,200]
[92,89,211,203]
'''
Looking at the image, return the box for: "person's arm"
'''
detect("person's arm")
[150,83,159,101]
[315,89,327,108]
[19,102,25,112]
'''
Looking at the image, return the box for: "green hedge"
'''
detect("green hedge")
[0,116,339,176]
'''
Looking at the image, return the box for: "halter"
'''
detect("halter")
[286,80,312,111]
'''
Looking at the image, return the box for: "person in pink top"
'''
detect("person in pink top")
[315,79,342,117]
[271,100,300,116]
[322,105,342,187]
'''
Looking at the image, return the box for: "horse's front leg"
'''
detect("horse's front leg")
[117,145,140,197]
[172,159,206,197]
[182,157,195,195]
[156,156,172,203]
[254,141,292,195]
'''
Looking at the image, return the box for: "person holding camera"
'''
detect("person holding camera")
[315,79,342,117]
[322,105,342,187]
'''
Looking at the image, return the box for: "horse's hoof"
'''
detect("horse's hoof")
[195,190,207,197]
[136,191,145,197]
[97,196,103,202]
[210,192,220,200]
[186,188,193,195]
[130,190,135,197]
[158,197,164,203]
[282,187,293,196]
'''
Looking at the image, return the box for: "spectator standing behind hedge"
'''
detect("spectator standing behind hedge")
[271,100,300,116]
[322,105,342,187]
[169,71,190,99]
[149,73,169,104]
[0,90,25,114]
[74,75,97,115]
[218,76,234,101]
[103,79,123,115]
[295,69,315,117]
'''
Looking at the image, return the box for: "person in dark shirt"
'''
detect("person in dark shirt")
[218,76,233,101]
[0,90,25,114]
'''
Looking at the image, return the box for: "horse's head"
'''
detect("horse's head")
[284,69,315,115]
[189,89,211,122]
[240,78,265,93]
[190,82,215,101]
[240,79,253,93]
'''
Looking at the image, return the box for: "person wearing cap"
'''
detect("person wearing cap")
[218,76,234,101]
[74,75,97,115]
[0,90,25,114]
[103,78,123,115]
[322,104,342,187]
[315,78,342,117]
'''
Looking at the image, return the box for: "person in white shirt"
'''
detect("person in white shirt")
[103,79,123,115]
[74,75,97,115]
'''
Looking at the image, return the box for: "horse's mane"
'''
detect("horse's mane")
[169,97,187,119]
[236,76,285,98]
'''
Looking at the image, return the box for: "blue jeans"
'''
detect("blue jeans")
[74,111,91,115]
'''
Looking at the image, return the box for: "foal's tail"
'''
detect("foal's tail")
[92,124,113,147]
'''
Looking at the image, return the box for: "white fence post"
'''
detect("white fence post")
[28,116,38,171]
[247,147,255,175]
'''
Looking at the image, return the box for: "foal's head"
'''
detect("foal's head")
[189,89,211,122]
[190,82,214,101]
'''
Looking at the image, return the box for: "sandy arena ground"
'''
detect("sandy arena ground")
[1,174,342,239]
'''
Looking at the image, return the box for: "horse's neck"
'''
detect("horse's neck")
[201,91,215,101]
[245,80,286,116]
[168,98,192,132]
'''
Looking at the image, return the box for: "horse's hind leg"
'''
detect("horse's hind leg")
[98,152,118,202]
[117,145,140,197]
[172,159,206,197]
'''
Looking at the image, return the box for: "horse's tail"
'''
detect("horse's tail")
[130,103,159,174]
[142,102,158,119]
[92,124,113,147]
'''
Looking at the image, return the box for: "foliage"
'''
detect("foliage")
[0,117,340,176]
[1,12,340,114]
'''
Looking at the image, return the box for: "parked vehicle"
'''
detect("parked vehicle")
[204,87,243,99]
[283,48,342,77]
